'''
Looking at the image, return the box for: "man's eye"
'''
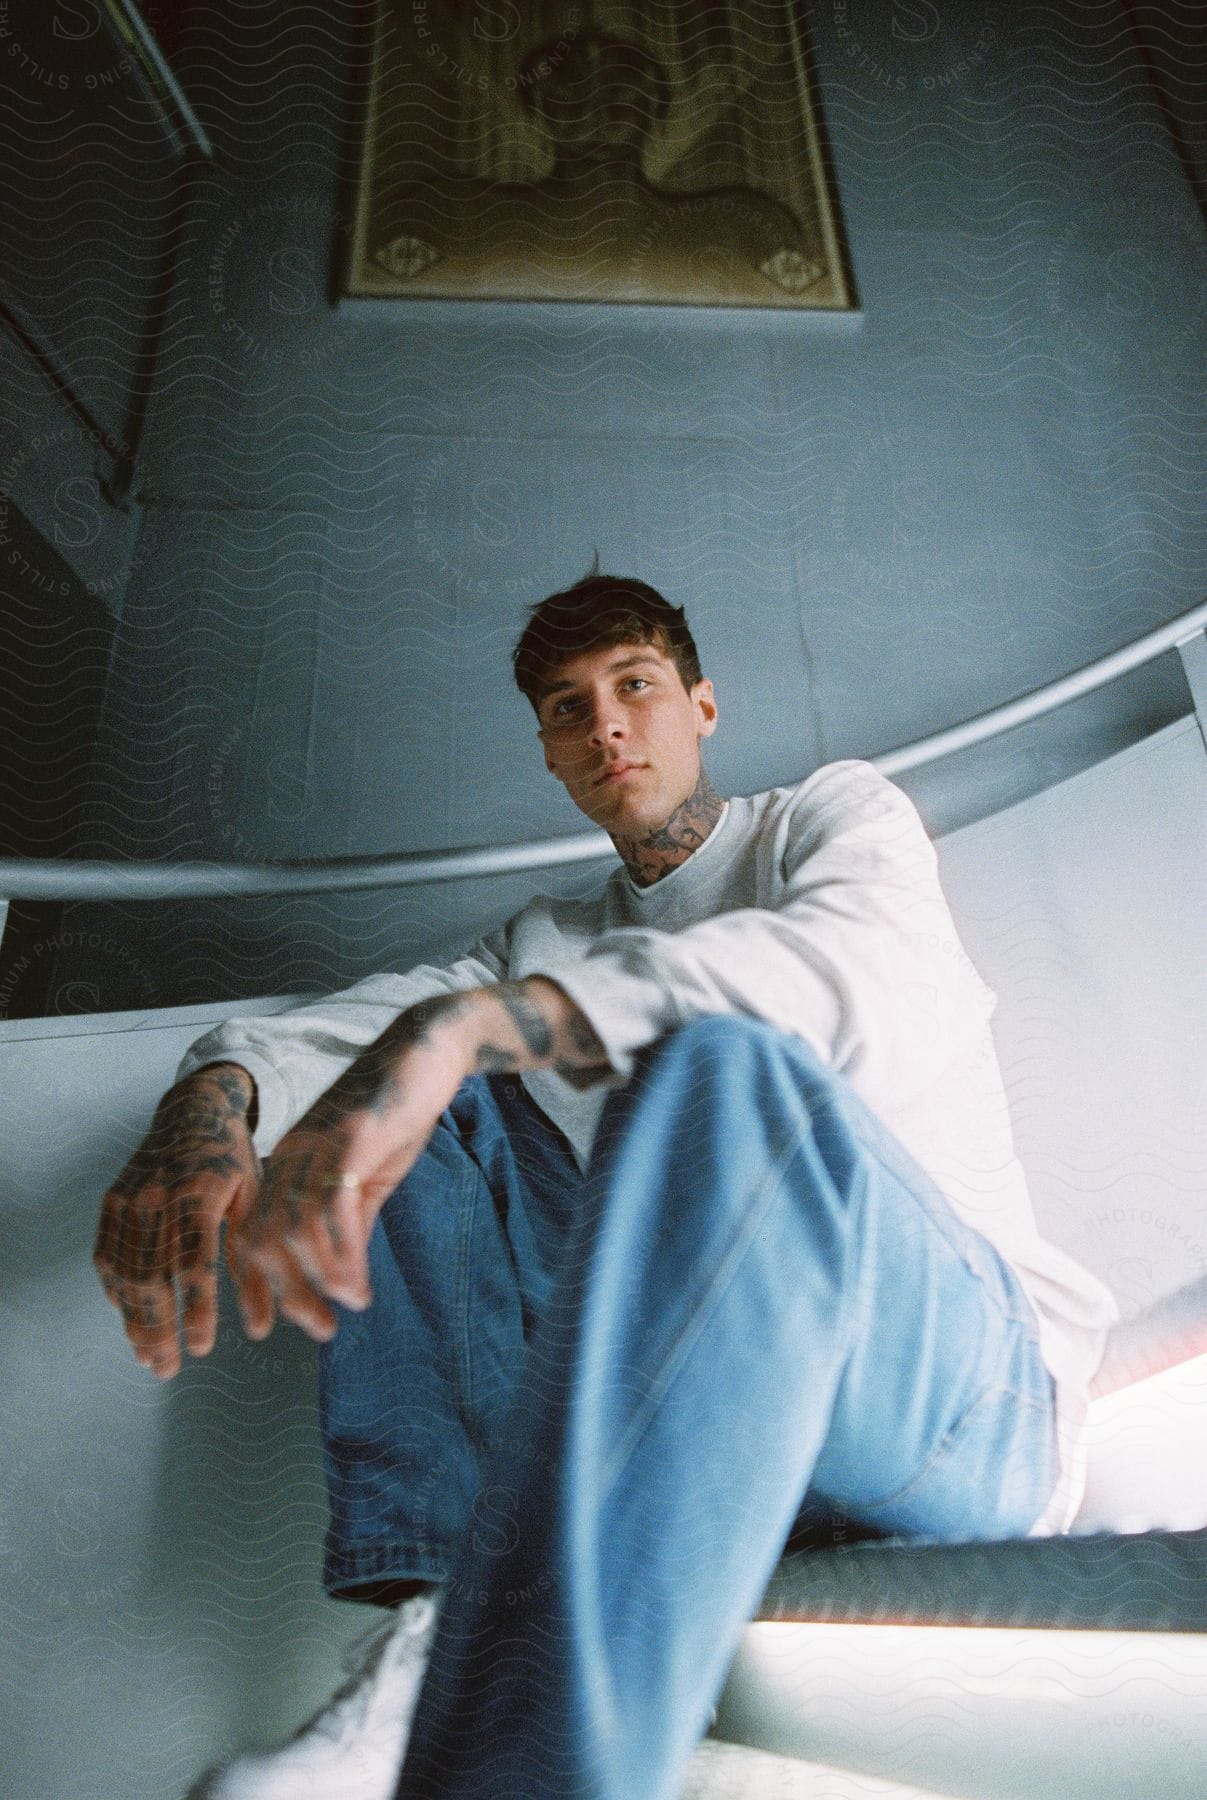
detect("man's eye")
[624,678,649,693]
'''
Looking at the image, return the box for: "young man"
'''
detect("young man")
[94,572,1117,1800]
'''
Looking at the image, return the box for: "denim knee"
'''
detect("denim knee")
[643,1014,832,1085]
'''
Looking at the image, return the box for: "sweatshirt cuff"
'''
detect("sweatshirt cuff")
[173,1042,296,1158]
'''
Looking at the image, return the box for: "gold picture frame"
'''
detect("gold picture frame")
[345,1,853,310]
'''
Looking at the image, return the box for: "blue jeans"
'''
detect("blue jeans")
[318,1017,1058,1799]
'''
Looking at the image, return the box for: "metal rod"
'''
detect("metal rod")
[0,832,615,903]
[0,301,126,464]
[111,0,214,159]
[1,597,1204,903]
[876,602,1207,775]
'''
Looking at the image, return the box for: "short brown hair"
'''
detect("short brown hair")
[513,563,703,713]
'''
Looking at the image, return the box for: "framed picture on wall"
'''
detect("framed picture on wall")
[344,1,853,310]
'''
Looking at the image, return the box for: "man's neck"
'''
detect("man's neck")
[612,772,725,889]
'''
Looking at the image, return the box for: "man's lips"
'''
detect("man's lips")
[594,763,643,786]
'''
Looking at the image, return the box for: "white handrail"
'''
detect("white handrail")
[877,599,1207,775]
[1,599,1204,902]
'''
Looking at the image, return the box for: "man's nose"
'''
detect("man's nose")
[586,698,625,746]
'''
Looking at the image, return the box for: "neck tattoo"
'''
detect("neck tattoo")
[615,771,725,888]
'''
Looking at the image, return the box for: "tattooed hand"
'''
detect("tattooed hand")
[92,1062,263,1380]
[228,978,607,1344]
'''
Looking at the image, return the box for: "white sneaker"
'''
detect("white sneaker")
[187,1590,441,1800]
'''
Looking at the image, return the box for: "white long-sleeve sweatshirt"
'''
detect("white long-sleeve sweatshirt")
[177,759,1118,1529]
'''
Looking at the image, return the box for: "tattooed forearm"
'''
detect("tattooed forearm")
[295,980,609,1144]
[567,1007,605,1061]
[312,1050,403,1124]
[311,993,475,1125]
[467,980,608,1083]
[497,987,554,1059]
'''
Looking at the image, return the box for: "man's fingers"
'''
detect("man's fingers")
[94,1184,181,1375]
[95,1215,184,1377]
[100,1182,168,1290]
[240,1235,339,1343]
[246,1142,375,1310]
[225,1223,277,1340]
[117,1279,181,1379]
[92,1200,122,1280]
[95,1166,254,1372]
[229,1114,433,1335]
[229,1165,352,1342]
[170,1196,223,1359]
[274,1263,340,1341]
[295,1137,425,1306]
[302,1173,375,1307]
[93,1083,262,1372]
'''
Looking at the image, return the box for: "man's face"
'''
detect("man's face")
[536,639,717,836]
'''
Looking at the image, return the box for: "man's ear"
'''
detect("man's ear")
[693,677,718,739]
